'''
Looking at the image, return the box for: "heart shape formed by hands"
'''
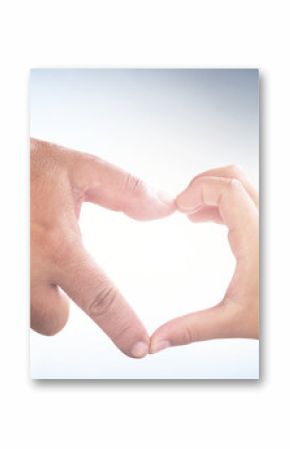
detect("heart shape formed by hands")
[30,139,259,359]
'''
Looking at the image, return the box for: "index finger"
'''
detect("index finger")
[52,242,150,359]
[176,176,258,262]
[66,147,176,220]
[193,165,259,206]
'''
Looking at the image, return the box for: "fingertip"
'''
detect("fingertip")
[130,341,149,358]
[176,191,202,213]
[127,188,176,220]
[149,339,171,354]
[110,324,150,359]
[144,189,176,219]
[156,191,176,214]
[149,326,172,354]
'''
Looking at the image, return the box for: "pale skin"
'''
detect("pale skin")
[30,138,175,358]
[150,165,259,353]
[31,139,259,358]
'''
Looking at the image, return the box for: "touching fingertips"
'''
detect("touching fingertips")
[150,339,171,354]
[146,188,176,217]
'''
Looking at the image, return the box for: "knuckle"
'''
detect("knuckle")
[87,282,118,319]
[124,174,146,195]
[31,307,68,336]
[186,324,200,343]
[226,177,243,192]
[178,323,198,345]
[30,291,69,336]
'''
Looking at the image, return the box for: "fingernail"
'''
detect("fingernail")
[131,341,149,358]
[150,340,170,354]
[177,191,202,212]
[177,197,202,213]
[178,204,203,213]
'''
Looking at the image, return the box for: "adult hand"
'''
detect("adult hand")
[150,166,259,353]
[30,138,175,358]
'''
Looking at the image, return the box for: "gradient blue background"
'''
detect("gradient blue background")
[30,69,259,379]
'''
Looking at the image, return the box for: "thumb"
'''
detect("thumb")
[150,303,240,353]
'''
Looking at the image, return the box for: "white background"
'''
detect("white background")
[30,68,259,379]
[0,0,289,447]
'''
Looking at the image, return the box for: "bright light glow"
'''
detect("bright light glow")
[30,69,259,379]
